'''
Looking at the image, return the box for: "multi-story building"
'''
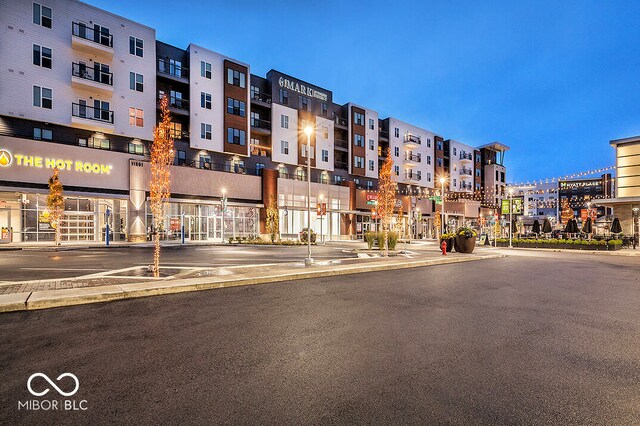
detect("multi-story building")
[513,182,558,221]
[558,174,614,220]
[0,0,507,244]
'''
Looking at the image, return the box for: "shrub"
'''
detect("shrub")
[299,228,317,244]
[364,231,376,249]
[388,232,398,250]
[439,233,455,241]
[376,232,386,249]
[608,239,623,246]
[456,227,477,239]
[228,237,234,244]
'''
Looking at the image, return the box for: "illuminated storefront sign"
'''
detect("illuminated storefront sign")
[278,77,328,102]
[0,149,112,174]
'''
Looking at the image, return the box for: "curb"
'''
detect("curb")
[0,254,505,313]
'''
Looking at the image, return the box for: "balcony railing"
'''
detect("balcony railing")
[404,153,422,162]
[251,118,271,130]
[72,103,114,124]
[251,93,272,104]
[460,151,473,161]
[335,160,348,170]
[379,129,389,139]
[72,63,113,86]
[158,94,189,111]
[157,58,188,79]
[333,115,348,127]
[335,139,348,149]
[72,22,113,48]
[404,134,421,145]
[459,183,473,191]
[459,167,473,176]
[404,171,422,181]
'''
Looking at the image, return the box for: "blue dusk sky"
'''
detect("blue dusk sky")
[87,0,640,183]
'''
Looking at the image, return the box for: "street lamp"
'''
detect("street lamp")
[319,194,324,245]
[509,189,515,246]
[304,125,313,265]
[439,177,446,236]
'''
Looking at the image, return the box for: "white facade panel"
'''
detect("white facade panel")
[0,0,156,140]
[315,116,334,172]
[271,103,299,166]
[448,140,475,193]
[387,118,435,189]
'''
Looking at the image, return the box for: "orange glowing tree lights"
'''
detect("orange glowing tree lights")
[150,96,174,277]
[46,168,64,246]
[377,149,397,256]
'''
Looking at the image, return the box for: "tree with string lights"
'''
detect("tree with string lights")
[265,194,279,243]
[377,149,397,256]
[45,168,64,246]
[149,96,174,277]
[560,198,574,224]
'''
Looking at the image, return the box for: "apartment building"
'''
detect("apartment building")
[0,0,507,244]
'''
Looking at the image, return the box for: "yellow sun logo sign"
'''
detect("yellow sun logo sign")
[0,150,11,167]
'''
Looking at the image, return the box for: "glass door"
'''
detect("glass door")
[207,216,223,241]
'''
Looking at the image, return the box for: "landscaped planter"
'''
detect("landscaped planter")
[608,244,622,251]
[454,235,476,253]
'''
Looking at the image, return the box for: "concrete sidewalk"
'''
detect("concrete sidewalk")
[0,252,504,313]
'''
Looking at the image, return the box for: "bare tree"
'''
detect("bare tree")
[377,150,397,256]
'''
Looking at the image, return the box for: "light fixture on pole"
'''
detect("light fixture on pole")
[439,177,446,236]
[304,126,314,265]
[508,187,514,248]
[319,194,324,245]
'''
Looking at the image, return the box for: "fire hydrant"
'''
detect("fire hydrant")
[441,239,447,256]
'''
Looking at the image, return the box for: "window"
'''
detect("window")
[354,156,364,168]
[129,72,143,92]
[279,165,288,178]
[129,36,143,57]
[250,112,260,127]
[128,107,144,127]
[367,181,374,190]
[354,112,364,125]
[476,154,481,163]
[33,127,52,141]
[322,126,329,139]
[201,123,212,140]
[437,140,443,150]
[281,140,289,155]
[296,168,306,181]
[299,96,309,111]
[427,172,432,182]
[453,179,457,187]
[33,3,52,28]
[279,89,288,105]
[33,45,52,68]
[394,165,400,176]
[227,128,246,145]
[394,128,399,138]
[255,163,265,176]
[368,160,374,171]
[88,136,110,150]
[128,142,144,155]
[427,138,431,148]
[321,103,327,117]
[394,146,399,157]
[227,68,246,88]
[176,150,186,165]
[78,138,87,147]
[453,147,457,156]
[437,158,443,167]
[368,139,374,150]
[334,175,343,184]
[33,86,52,109]
[476,169,481,177]
[280,114,289,129]
[200,61,212,79]
[369,118,374,130]
[226,98,246,117]
[250,85,260,99]
[169,121,183,139]
[199,154,211,169]
[322,149,329,162]
[426,155,431,165]
[301,144,314,159]
[201,92,211,109]
[501,172,505,183]
[354,134,365,147]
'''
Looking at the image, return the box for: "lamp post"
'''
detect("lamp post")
[304,126,313,265]
[508,187,514,248]
[439,177,446,237]
[319,194,324,245]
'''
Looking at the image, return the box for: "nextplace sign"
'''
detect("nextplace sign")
[0,149,112,174]
[278,77,328,102]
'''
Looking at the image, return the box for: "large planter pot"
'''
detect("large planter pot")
[454,235,476,253]
[608,244,622,251]
[440,237,454,252]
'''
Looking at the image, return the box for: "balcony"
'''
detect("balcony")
[379,129,389,140]
[71,22,113,56]
[404,152,422,165]
[335,138,348,150]
[251,92,272,106]
[459,167,473,178]
[333,115,348,129]
[335,160,348,171]
[459,183,473,191]
[404,171,422,182]
[158,94,189,116]
[460,151,473,162]
[71,63,113,94]
[250,118,271,135]
[157,58,189,84]
[71,103,114,132]
[403,134,421,147]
